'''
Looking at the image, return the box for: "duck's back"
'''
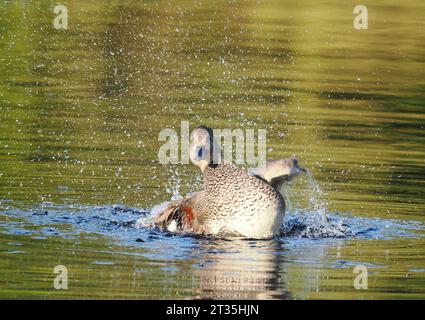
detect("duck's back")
[193,162,285,238]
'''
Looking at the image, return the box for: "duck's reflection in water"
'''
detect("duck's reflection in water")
[190,239,291,299]
[187,237,345,299]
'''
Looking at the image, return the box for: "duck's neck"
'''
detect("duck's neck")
[200,161,220,173]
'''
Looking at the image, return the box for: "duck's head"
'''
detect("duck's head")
[190,125,222,172]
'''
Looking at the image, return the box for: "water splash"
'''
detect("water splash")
[165,166,183,201]
[281,168,328,226]
[281,188,292,212]
[1,203,424,244]
[303,168,328,215]
[281,210,351,238]
[134,201,171,229]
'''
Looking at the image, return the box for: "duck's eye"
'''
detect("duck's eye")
[197,148,203,158]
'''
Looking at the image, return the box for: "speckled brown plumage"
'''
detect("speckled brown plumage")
[155,161,286,238]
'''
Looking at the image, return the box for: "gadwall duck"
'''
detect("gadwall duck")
[155,125,304,239]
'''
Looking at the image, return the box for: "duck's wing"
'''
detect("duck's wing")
[249,157,305,190]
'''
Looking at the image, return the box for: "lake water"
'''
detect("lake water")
[0,0,424,299]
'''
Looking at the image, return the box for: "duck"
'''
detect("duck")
[154,125,305,239]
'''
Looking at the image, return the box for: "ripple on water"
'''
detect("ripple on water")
[1,202,424,248]
[91,261,115,265]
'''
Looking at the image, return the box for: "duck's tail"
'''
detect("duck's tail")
[154,194,200,232]
[154,198,185,228]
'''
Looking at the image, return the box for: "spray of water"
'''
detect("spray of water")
[303,168,328,221]
[165,166,182,201]
[280,168,327,215]
[278,167,350,238]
